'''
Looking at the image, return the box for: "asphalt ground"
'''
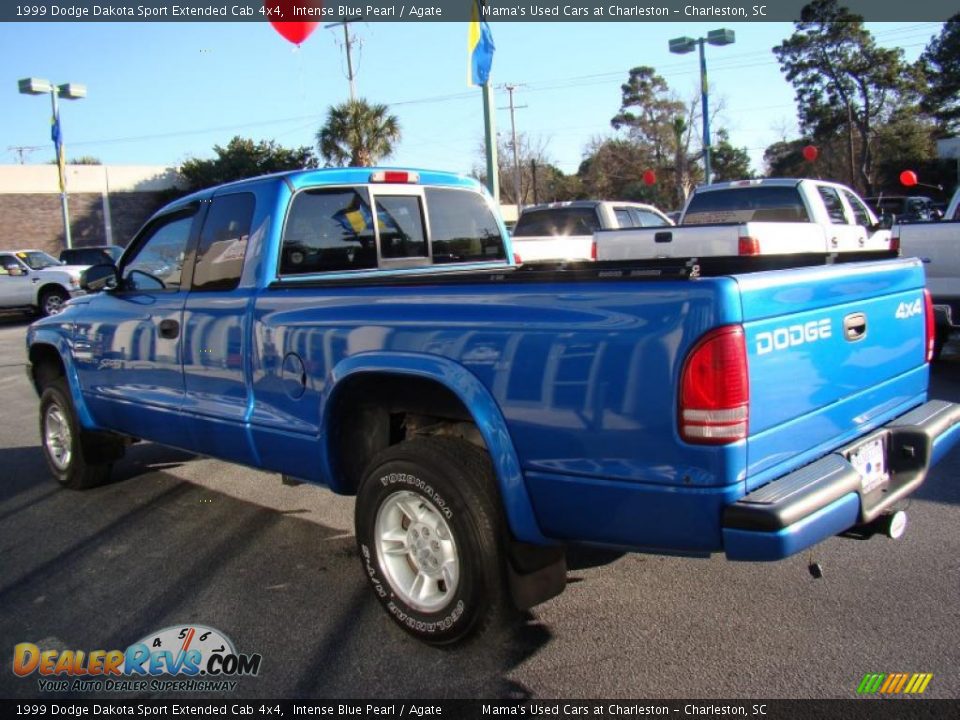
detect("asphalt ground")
[0,310,958,700]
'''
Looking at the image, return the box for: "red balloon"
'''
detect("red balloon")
[270,20,319,45]
[642,169,656,186]
[802,145,819,162]
[900,170,918,187]
[269,2,322,45]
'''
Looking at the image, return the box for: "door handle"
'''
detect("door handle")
[158,319,180,339]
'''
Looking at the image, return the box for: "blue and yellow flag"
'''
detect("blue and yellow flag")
[468,0,495,86]
[51,114,66,192]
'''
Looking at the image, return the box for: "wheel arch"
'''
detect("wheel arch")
[321,352,548,545]
[27,332,99,431]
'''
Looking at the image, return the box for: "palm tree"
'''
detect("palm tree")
[317,99,401,167]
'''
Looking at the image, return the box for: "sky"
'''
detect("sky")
[0,20,943,181]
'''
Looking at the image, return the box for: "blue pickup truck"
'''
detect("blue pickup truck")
[26,168,960,644]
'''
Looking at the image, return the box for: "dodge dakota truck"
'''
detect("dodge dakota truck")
[894,187,960,357]
[597,178,893,260]
[26,168,960,644]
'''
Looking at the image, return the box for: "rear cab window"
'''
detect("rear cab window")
[279,184,505,276]
[683,187,811,225]
[512,207,601,237]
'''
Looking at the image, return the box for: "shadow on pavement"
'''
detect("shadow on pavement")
[0,444,551,700]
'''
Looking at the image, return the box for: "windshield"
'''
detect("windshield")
[16,251,62,270]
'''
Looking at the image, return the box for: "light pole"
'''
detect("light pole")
[668,28,735,186]
[18,77,87,250]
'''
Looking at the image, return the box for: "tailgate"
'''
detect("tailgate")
[512,234,593,263]
[597,225,738,260]
[737,259,929,491]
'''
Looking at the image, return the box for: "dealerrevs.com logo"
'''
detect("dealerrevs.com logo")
[13,625,262,693]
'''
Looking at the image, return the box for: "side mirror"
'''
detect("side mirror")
[6,265,26,277]
[82,263,119,292]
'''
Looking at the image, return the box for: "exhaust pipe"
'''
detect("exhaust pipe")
[841,510,908,541]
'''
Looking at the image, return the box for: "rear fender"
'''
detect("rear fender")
[323,352,549,545]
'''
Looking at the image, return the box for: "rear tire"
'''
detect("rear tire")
[355,437,512,645]
[39,378,119,489]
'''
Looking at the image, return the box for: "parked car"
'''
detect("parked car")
[0,250,85,316]
[597,178,893,260]
[866,195,940,223]
[26,167,960,645]
[893,186,960,356]
[511,200,672,263]
[59,245,124,267]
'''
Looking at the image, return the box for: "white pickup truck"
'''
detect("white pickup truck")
[894,187,960,356]
[510,200,672,263]
[0,249,87,316]
[597,178,893,260]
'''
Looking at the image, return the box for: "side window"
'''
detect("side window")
[613,208,634,228]
[375,195,427,259]
[0,255,12,274]
[192,193,255,291]
[281,188,377,275]
[123,212,195,291]
[817,187,848,224]
[424,187,506,264]
[632,208,668,227]
[841,190,872,227]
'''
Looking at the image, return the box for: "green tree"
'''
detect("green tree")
[180,136,317,192]
[774,0,913,194]
[710,129,753,181]
[919,14,960,136]
[611,67,685,168]
[317,99,401,167]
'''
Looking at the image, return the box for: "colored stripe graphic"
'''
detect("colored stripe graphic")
[857,672,932,694]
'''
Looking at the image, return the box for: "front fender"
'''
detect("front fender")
[322,352,549,545]
[27,326,101,431]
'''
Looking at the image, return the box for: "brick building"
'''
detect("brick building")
[0,165,183,256]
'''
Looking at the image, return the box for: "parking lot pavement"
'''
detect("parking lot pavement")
[1,318,959,699]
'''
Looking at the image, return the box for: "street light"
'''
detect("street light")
[668,28,735,186]
[18,77,87,250]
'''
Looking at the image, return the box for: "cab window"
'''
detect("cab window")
[425,188,505,264]
[123,211,196,291]
[281,188,378,274]
[192,193,255,291]
[817,187,848,224]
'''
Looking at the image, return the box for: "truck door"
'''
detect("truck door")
[180,191,258,462]
[73,205,200,448]
[0,253,36,306]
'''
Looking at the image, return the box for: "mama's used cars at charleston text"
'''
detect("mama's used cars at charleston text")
[26,168,960,643]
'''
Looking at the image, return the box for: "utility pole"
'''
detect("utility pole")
[7,145,38,164]
[499,84,527,207]
[324,21,358,101]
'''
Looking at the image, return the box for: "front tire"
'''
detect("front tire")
[39,287,70,317]
[39,378,116,489]
[355,437,511,645]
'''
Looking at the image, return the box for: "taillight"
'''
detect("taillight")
[680,325,749,444]
[738,236,760,256]
[369,170,419,184]
[513,252,523,265]
[924,289,935,363]
[890,235,901,254]
[590,240,597,261]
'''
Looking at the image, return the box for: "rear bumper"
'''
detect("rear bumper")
[722,400,960,561]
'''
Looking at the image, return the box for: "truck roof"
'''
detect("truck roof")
[166,167,484,210]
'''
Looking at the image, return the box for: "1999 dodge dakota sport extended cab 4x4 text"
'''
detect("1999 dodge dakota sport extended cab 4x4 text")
[25,168,960,644]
